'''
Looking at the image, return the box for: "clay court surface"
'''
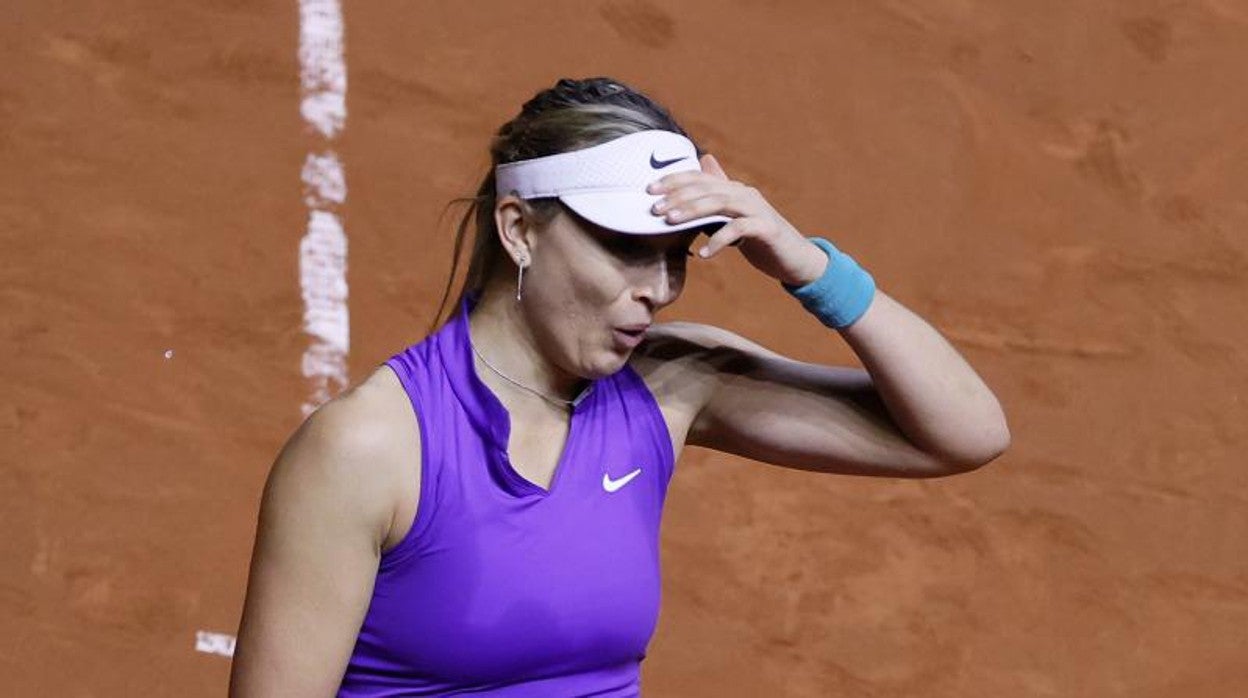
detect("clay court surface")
[4,1,1248,695]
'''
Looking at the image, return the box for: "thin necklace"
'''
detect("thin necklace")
[470,342,578,410]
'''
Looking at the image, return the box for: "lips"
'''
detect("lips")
[612,324,650,349]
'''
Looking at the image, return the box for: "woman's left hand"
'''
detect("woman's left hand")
[648,154,829,286]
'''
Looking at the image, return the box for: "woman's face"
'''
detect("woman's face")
[520,207,700,379]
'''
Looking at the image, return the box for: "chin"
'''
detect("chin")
[581,350,631,379]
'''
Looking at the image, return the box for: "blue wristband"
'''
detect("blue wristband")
[782,237,876,329]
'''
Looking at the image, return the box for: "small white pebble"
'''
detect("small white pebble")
[164,349,174,360]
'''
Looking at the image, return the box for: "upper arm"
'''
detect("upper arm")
[635,322,961,479]
[229,379,412,697]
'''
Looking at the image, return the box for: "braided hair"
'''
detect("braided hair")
[431,77,696,329]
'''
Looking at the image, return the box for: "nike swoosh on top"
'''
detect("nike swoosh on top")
[649,153,688,169]
[602,468,643,493]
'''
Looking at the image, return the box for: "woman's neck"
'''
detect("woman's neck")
[467,285,587,407]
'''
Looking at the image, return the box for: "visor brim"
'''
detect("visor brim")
[559,191,731,236]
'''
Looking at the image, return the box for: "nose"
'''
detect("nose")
[632,254,681,309]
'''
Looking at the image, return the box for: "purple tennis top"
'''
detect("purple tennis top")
[336,298,676,697]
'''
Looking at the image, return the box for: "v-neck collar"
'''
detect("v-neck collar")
[437,295,596,496]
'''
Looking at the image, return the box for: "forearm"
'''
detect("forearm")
[836,290,1010,467]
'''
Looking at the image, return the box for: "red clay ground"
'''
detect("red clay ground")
[4,1,1247,695]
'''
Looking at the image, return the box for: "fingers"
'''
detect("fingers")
[697,222,747,258]
[651,180,759,224]
[651,183,724,221]
[648,156,772,254]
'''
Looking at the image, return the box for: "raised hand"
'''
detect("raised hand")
[648,154,828,287]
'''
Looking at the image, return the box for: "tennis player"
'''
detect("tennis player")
[229,77,1010,697]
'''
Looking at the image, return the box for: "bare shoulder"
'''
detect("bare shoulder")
[630,321,786,384]
[628,322,875,448]
[635,320,869,388]
[628,321,778,449]
[282,366,414,479]
[629,322,715,398]
[267,366,417,551]
[232,366,416,696]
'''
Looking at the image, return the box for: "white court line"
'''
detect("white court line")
[194,0,349,663]
[297,0,349,416]
[194,630,236,658]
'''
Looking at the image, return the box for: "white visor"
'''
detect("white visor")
[494,130,731,235]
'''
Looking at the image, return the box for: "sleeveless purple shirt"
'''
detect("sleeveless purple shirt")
[337,299,676,697]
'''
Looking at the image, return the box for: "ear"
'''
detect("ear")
[493,195,533,266]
